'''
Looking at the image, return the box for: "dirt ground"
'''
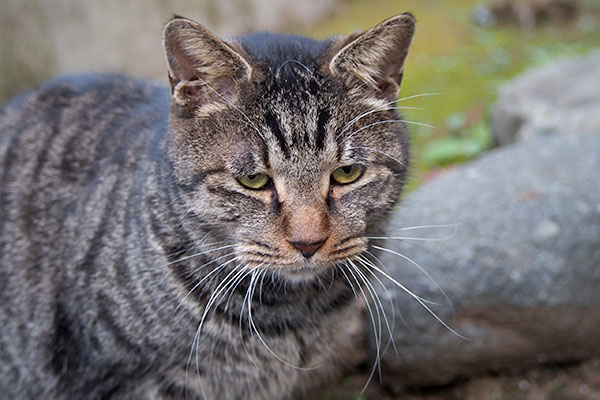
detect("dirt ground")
[320,357,600,400]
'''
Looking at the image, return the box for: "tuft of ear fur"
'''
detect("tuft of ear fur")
[329,13,416,99]
[163,17,252,108]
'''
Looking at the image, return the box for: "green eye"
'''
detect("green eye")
[331,165,363,185]
[238,173,270,189]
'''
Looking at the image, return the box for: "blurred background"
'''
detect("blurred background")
[2,1,599,399]
[1,0,599,187]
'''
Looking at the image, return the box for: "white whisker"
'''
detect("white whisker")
[174,255,239,315]
[370,245,452,311]
[348,145,408,169]
[348,119,436,141]
[396,92,443,102]
[360,258,469,340]
[142,243,237,271]
[355,255,398,357]
[247,269,319,371]
[346,260,383,389]
[341,97,423,134]
[392,222,465,232]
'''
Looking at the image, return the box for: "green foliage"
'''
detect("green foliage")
[422,118,494,167]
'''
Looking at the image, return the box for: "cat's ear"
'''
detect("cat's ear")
[328,13,416,100]
[163,17,252,107]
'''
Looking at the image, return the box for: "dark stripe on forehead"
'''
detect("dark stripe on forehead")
[265,111,289,157]
[315,109,330,150]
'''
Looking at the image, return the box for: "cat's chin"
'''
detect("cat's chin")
[273,261,328,283]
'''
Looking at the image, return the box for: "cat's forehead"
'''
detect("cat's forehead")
[252,72,340,174]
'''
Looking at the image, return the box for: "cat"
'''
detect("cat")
[0,13,415,400]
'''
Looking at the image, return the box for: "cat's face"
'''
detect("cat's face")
[163,15,415,280]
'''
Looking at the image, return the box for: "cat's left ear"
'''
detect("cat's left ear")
[163,17,253,108]
[328,13,416,100]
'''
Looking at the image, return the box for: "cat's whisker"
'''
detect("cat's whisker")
[188,263,249,388]
[141,243,238,271]
[345,260,383,386]
[238,266,261,367]
[340,98,401,134]
[258,267,268,306]
[338,264,360,300]
[356,254,399,357]
[364,250,439,309]
[350,259,397,381]
[342,99,424,134]
[391,222,465,232]
[367,221,461,242]
[347,119,436,141]
[144,250,239,292]
[347,145,408,169]
[174,255,240,315]
[369,245,453,311]
[188,251,238,277]
[396,92,443,102]
[244,268,260,342]
[355,268,392,390]
[247,268,320,371]
[221,265,249,312]
[144,236,223,263]
[359,254,469,340]
[366,235,456,242]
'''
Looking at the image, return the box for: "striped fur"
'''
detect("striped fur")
[0,14,415,400]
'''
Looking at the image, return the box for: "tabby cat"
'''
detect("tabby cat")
[0,13,415,400]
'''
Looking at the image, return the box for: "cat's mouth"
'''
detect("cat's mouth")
[237,237,367,281]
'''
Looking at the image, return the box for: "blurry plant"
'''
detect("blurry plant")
[422,115,494,168]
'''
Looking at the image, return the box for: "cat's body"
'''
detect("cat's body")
[0,15,415,399]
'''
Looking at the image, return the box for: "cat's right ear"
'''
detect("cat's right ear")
[163,17,252,108]
[328,13,416,100]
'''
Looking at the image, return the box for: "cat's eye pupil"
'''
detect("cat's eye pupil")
[342,166,352,174]
[247,174,256,180]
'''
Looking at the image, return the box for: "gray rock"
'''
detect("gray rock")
[492,52,600,145]
[368,131,600,386]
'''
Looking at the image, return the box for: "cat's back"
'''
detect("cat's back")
[0,74,169,174]
[0,74,169,220]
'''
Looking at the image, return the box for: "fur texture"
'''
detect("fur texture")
[0,14,415,399]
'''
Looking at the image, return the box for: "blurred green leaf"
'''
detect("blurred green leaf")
[422,121,493,167]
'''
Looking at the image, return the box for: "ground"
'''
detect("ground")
[319,357,600,400]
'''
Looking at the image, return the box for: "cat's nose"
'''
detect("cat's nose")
[288,238,327,258]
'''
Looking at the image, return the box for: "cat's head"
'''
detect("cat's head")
[162,14,415,280]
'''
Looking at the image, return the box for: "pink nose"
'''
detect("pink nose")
[288,238,327,258]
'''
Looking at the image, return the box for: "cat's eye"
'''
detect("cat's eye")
[331,165,363,185]
[237,173,270,190]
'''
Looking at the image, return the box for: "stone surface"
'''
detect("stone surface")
[369,131,600,386]
[492,52,600,145]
